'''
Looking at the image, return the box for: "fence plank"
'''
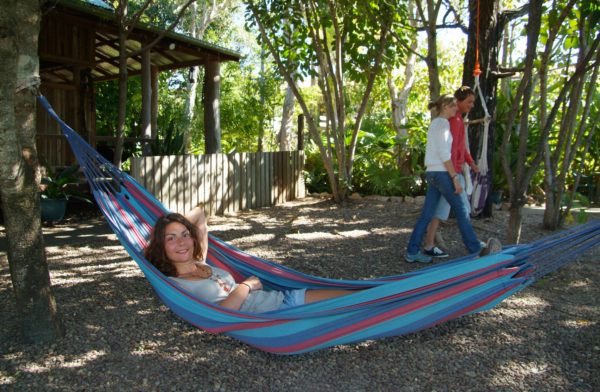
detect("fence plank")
[130,151,304,215]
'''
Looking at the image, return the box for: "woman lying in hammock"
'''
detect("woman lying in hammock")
[144,206,352,312]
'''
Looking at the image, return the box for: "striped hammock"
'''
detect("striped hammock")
[38,96,600,355]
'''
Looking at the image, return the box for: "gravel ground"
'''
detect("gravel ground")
[1,196,599,391]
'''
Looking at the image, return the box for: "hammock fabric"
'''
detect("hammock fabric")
[38,96,600,355]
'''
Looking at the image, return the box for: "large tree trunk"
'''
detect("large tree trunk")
[388,4,417,176]
[541,3,597,230]
[416,0,441,101]
[463,0,502,218]
[113,5,128,168]
[203,60,221,154]
[500,0,544,244]
[507,202,523,244]
[183,65,200,153]
[278,85,295,151]
[182,1,202,154]
[0,0,64,343]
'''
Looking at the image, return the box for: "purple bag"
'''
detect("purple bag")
[470,170,490,216]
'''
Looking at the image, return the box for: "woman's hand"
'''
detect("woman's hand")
[217,275,262,311]
[453,176,463,194]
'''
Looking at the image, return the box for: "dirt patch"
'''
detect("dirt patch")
[1,196,598,391]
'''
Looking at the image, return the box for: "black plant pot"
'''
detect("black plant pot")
[41,198,67,222]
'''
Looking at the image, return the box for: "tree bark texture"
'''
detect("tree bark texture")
[203,60,221,154]
[463,0,502,218]
[278,85,295,151]
[0,0,64,343]
[502,0,544,244]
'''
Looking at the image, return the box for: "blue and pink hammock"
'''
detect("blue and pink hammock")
[39,96,600,355]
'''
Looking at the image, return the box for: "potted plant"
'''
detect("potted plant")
[40,165,91,222]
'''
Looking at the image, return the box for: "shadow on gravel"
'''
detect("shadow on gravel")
[0,198,598,391]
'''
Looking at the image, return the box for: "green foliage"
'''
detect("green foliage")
[150,119,185,156]
[246,0,411,199]
[351,114,425,196]
[96,78,142,139]
[562,191,590,209]
[40,165,91,203]
[217,61,284,153]
[576,208,589,224]
[304,142,330,194]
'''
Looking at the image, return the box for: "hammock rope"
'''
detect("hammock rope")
[467,0,493,216]
[38,96,600,355]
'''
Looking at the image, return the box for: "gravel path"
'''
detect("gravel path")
[1,196,599,391]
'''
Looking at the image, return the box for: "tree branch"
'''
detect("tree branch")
[132,0,198,58]
[125,0,154,39]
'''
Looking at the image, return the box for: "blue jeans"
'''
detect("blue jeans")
[407,171,482,255]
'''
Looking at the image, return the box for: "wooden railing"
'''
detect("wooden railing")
[130,151,305,216]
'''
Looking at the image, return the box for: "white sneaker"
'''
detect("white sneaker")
[423,246,449,258]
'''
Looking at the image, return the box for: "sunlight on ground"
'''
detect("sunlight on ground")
[565,278,592,289]
[492,360,555,388]
[209,220,252,231]
[49,261,140,284]
[51,233,115,240]
[291,215,314,225]
[333,229,371,238]
[370,227,403,235]
[286,232,338,240]
[230,233,276,244]
[492,295,550,320]
[7,349,107,379]
[560,319,596,328]
[131,339,165,356]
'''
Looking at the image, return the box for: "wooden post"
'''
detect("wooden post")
[203,59,221,154]
[141,50,152,155]
[151,65,158,140]
[297,114,304,150]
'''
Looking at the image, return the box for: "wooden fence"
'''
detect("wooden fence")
[130,151,305,216]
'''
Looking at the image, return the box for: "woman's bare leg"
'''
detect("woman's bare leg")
[304,289,353,304]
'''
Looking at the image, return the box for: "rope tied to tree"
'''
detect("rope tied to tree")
[468,0,493,215]
[15,75,40,94]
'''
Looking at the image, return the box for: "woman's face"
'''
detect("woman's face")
[440,100,458,118]
[457,94,475,114]
[164,221,195,264]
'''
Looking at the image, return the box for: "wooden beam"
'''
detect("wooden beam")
[39,54,95,68]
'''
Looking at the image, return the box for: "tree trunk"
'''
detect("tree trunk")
[542,192,561,231]
[499,0,544,242]
[463,0,502,218]
[182,0,229,153]
[113,8,128,168]
[183,65,199,153]
[0,0,64,343]
[388,20,417,176]
[203,60,221,154]
[506,202,523,244]
[418,0,441,101]
[278,85,295,151]
[182,2,200,154]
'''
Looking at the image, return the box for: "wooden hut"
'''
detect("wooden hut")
[37,0,241,169]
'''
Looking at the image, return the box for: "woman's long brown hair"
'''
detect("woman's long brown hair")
[144,213,203,276]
